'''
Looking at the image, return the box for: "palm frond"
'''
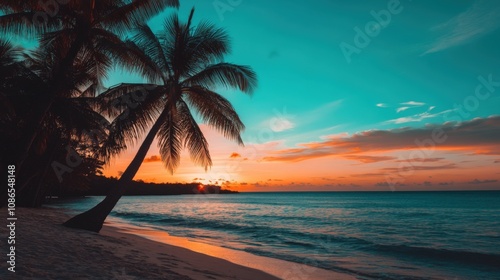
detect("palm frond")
[161,11,190,79]
[98,0,179,34]
[51,97,110,137]
[132,24,171,80]
[183,63,257,94]
[0,39,22,66]
[184,86,244,145]
[177,99,212,169]
[120,39,165,83]
[0,11,60,36]
[188,20,231,66]
[157,109,182,174]
[96,83,159,116]
[103,85,166,158]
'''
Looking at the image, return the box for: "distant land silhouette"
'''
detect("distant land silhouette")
[55,176,238,197]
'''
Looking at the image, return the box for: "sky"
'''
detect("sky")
[102,0,500,192]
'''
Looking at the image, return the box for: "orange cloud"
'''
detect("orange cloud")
[263,116,500,162]
[351,173,386,178]
[143,155,161,163]
[381,163,457,172]
[395,157,444,163]
[343,155,396,163]
[230,152,242,158]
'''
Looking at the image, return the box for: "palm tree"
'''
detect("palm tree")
[0,0,180,170]
[0,39,23,169]
[63,9,257,232]
[1,41,113,207]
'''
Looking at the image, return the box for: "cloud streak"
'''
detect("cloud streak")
[396,101,426,114]
[386,107,453,124]
[381,163,457,172]
[343,155,396,163]
[468,179,498,184]
[422,1,500,55]
[401,101,426,106]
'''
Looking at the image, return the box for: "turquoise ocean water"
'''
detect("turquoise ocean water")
[52,191,500,279]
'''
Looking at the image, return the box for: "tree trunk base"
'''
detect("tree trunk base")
[63,207,107,233]
[63,192,122,233]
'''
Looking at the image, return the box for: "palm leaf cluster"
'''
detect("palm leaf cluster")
[101,9,257,173]
[0,0,180,207]
[0,1,257,225]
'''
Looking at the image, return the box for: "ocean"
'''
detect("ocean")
[51,191,500,280]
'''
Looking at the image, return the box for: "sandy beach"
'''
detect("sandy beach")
[0,208,280,279]
[0,207,356,280]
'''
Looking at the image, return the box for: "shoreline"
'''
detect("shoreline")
[0,207,356,279]
[0,207,277,279]
[105,218,357,280]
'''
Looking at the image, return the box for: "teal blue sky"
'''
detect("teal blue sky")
[111,0,500,149]
[6,1,499,189]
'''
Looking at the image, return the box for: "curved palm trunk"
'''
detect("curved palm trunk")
[63,110,168,232]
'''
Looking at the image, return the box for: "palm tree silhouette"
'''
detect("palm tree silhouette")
[64,8,257,232]
[0,39,23,165]
[0,41,112,207]
[0,0,180,171]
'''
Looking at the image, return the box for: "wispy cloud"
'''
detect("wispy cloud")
[386,107,453,124]
[312,100,343,116]
[422,1,500,55]
[401,101,426,106]
[271,118,295,132]
[396,101,426,114]
[379,101,427,113]
[258,100,342,134]
[258,115,295,133]
[396,107,410,113]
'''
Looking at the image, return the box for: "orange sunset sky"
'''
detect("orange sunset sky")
[103,118,500,192]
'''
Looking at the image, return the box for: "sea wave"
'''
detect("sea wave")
[371,244,500,267]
